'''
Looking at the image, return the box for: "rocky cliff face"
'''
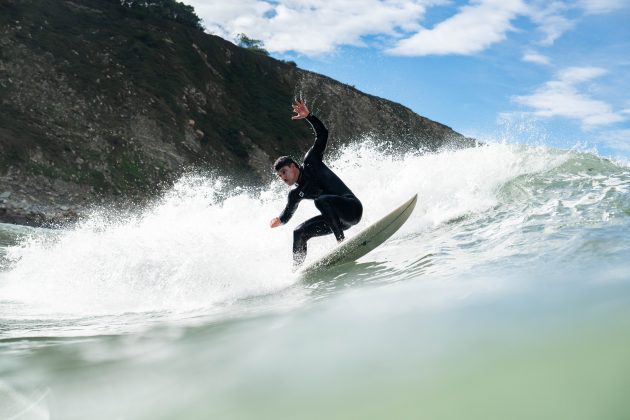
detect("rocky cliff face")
[0,0,475,226]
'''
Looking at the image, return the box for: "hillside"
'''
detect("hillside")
[0,0,475,226]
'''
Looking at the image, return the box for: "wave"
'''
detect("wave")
[0,141,627,319]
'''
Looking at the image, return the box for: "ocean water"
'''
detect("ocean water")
[1,142,629,419]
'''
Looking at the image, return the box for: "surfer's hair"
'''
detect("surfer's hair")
[274,156,298,171]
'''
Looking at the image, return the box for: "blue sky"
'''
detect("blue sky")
[184,0,630,158]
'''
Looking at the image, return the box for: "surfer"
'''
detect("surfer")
[270,100,363,267]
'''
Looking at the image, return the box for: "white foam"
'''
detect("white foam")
[329,141,567,230]
[1,176,296,316]
[0,142,568,317]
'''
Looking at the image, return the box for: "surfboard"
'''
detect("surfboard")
[299,194,418,275]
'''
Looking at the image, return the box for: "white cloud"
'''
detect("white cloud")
[522,50,551,65]
[187,0,438,56]
[512,66,626,128]
[579,0,627,14]
[598,129,630,152]
[190,2,271,35]
[557,66,607,83]
[526,0,627,47]
[387,0,527,56]
[183,0,628,57]
[526,1,575,46]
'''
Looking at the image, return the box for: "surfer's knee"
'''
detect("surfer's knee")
[341,199,362,227]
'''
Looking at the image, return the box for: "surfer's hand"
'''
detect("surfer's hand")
[270,217,282,228]
[291,100,309,120]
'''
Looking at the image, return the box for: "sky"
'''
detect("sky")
[182,0,630,158]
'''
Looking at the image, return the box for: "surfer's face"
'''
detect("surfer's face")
[276,164,299,186]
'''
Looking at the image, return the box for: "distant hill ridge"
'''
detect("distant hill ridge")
[0,0,475,226]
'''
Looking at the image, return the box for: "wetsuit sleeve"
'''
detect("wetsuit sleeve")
[279,189,302,224]
[304,114,328,163]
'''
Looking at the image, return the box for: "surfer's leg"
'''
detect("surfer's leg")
[337,195,363,228]
[314,196,345,241]
[293,216,332,266]
[315,195,363,241]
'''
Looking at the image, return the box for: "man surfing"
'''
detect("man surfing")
[270,100,363,267]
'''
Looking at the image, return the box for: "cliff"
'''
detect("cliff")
[0,0,475,226]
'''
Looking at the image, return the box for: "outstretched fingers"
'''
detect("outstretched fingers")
[291,100,309,120]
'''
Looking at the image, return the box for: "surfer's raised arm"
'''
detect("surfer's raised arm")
[292,100,328,161]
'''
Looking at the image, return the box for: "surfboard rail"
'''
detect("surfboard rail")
[299,193,418,275]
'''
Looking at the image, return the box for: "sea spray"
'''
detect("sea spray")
[0,142,617,321]
[0,176,296,317]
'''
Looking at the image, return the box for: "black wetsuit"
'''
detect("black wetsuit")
[279,114,363,265]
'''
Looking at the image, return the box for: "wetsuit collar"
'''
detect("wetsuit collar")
[295,166,304,186]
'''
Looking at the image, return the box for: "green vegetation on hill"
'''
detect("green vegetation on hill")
[120,0,204,30]
[237,34,270,56]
